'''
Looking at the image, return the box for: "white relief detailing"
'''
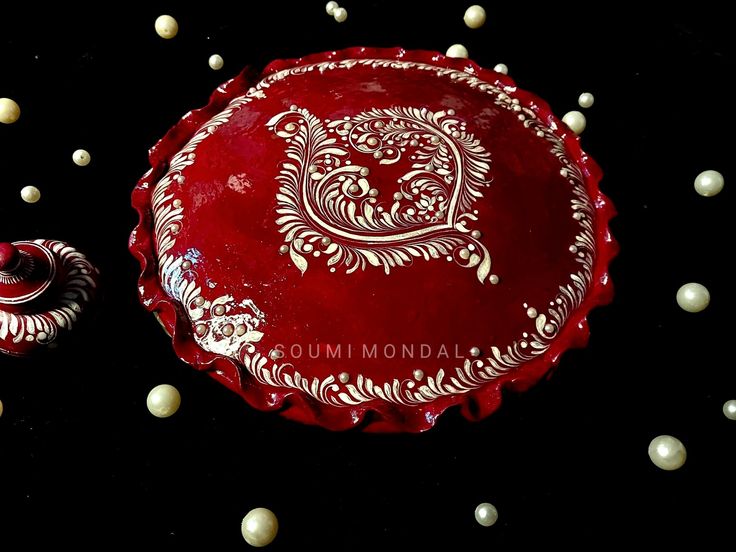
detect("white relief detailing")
[0,240,98,347]
[152,89,267,359]
[150,58,596,406]
[266,106,493,282]
[0,251,35,285]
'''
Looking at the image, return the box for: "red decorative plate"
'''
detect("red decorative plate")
[130,47,616,432]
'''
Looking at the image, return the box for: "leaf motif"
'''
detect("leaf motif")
[289,247,309,275]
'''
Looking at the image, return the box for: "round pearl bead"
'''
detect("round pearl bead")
[146,384,181,418]
[208,54,224,71]
[676,283,710,313]
[493,63,508,75]
[241,508,278,547]
[0,97,21,124]
[155,15,178,39]
[0,399,4,417]
[446,44,469,59]
[333,7,348,22]
[723,400,736,420]
[693,170,724,197]
[463,5,487,29]
[562,111,586,135]
[20,185,41,204]
[72,149,91,166]
[474,502,498,527]
[648,435,687,471]
[325,1,339,15]
[578,92,595,109]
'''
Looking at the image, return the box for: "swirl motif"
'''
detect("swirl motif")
[267,106,494,283]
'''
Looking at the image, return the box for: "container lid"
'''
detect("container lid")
[130,47,617,432]
[0,239,99,356]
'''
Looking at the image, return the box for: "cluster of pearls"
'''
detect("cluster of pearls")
[326,2,348,22]
[154,15,179,39]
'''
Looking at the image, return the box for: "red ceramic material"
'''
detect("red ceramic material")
[0,239,99,356]
[130,47,617,432]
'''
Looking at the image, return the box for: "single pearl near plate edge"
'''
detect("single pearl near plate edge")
[146,384,181,418]
[209,54,224,70]
[562,111,586,135]
[676,282,710,313]
[648,435,687,471]
[0,97,21,124]
[20,185,41,203]
[723,400,736,420]
[493,63,508,75]
[241,507,279,547]
[463,5,487,29]
[325,1,338,15]
[446,44,469,59]
[474,503,499,527]
[72,149,91,166]
[155,15,178,39]
[578,92,595,108]
[694,170,724,197]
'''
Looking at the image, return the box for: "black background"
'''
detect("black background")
[1,1,734,549]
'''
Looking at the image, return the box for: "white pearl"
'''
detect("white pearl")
[241,508,278,547]
[0,399,3,417]
[0,97,21,124]
[446,44,469,59]
[333,7,348,22]
[155,15,178,39]
[723,400,736,420]
[474,502,498,527]
[325,1,339,15]
[493,63,508,75]
[208,54,224,71]
[562,111,586,135]
[693,170,724,197]
[648,435,687,471]
[20,185,41,204]
[146,384,181,418]
[676,282,710,313]
[463,5,487,29]
[72,149,91,166]
[578,92,595,109]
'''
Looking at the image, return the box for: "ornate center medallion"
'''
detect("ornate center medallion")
[267,106,494,283]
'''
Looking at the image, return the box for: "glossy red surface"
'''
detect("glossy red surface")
[130,47,617,432]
